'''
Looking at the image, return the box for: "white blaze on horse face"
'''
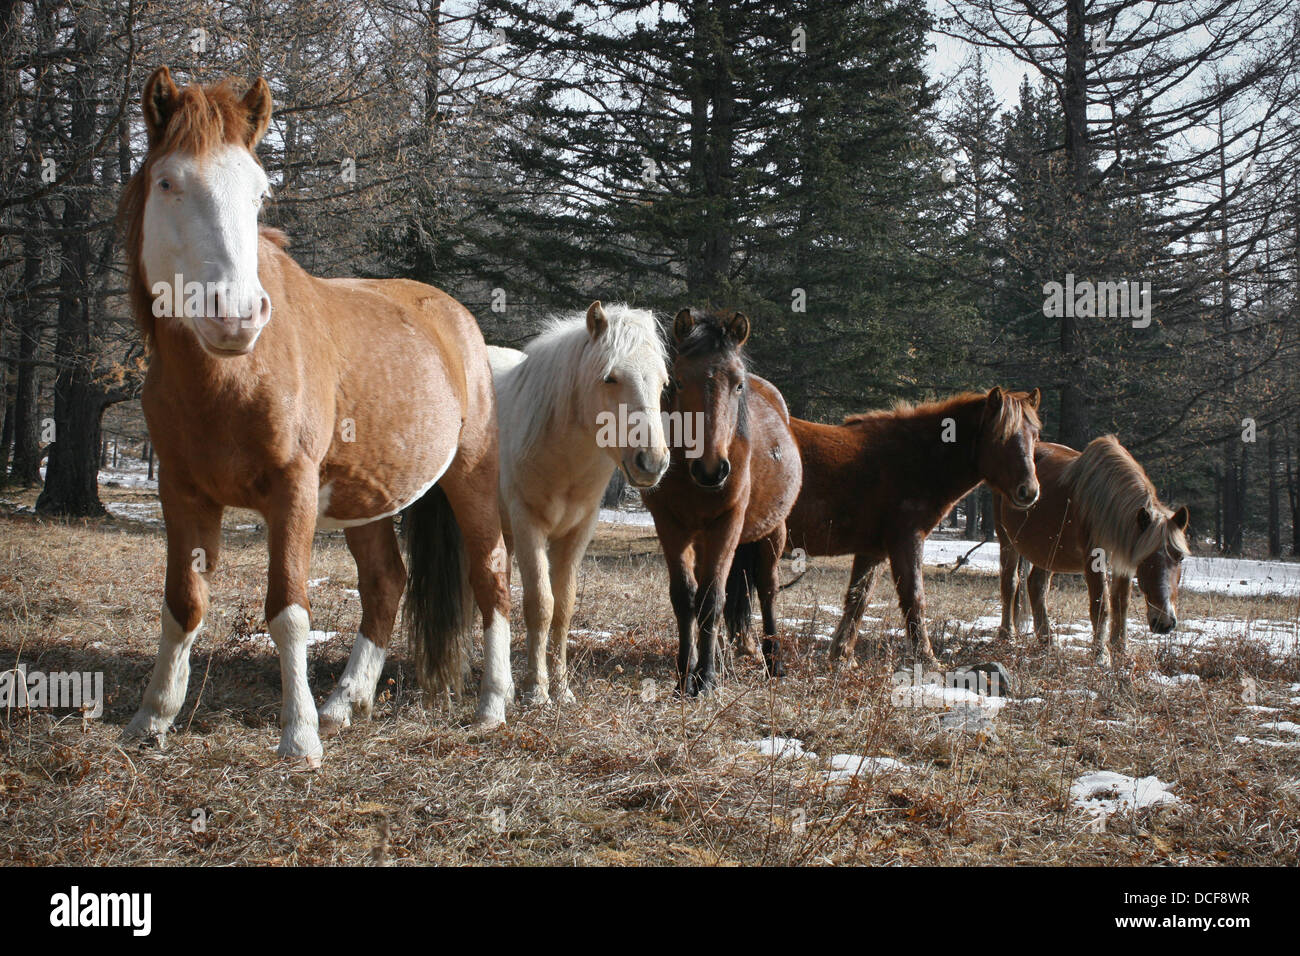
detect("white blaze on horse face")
[598,362,670,488]
[142,143,272,356]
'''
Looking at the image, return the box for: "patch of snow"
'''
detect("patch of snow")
[1234,735,1300,749]
[742,737,815,761]
[598,508,654,528]
[105,501,162,524]
[1071,771,1179,818]
[243,629,338,648]
[824,754,912,784]
[891,683,1007,714]
[1147,673,1201,687]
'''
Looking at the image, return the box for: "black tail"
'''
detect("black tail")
[402,485,473,694]
[724,541,759,639]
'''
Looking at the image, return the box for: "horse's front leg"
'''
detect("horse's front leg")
[319,518,404,736]
[657,527,698,695]
[888,532,938,668]
[692,518,744,695]
[264,469,323,768]
[1108,574,1133,669]
[124,479,222,746]
[828,553,880,666]
[996,535,1020,641]
[511,511,553,706]
[546,514,598,705]
[1084,560,1111,667]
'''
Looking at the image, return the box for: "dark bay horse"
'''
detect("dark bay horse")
[642,309,802,694]
[994,436,1189,668]
[119,68,511,767]
[785,388,1042,667]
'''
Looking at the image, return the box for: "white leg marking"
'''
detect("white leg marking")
[270,605,323,766]
[474,611,513,729]
[123,604,199,744]
[318,632,386,735]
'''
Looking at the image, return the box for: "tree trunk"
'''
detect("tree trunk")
[1267,423,1280,558]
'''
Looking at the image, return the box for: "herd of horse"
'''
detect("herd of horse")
[115,69,1190,767]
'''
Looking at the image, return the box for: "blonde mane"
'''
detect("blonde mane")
[1063,435,1189,575]
[495,304,665,464]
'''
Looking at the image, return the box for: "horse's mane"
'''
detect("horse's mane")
[118,78,271,346]
[843,389,1041,441]
[1063,435,1188,575]
[497,304,665,461]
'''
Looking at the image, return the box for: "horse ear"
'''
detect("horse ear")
[1137,508,1153,532]
[1027,387,1042,410]
[985,385,1004,417]
[725,311,750,347]
[1172,505,1190,531]
[586,300,608,340]
[673,308,695,343]
[240,77,273,147]
[143,66,180,146]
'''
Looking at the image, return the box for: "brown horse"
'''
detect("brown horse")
[641,309,802,695]
[785,388,1042,667]
[994,436,1189,668]
[118,67,511,767]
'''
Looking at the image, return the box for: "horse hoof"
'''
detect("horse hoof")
[762,639,785,678]
[123,712,171,749]
[553,687,576,705]
[470,715,505,734]
[318,696,362,737]
[1093,649,1113,668]
[277,742,323,771]
[317,711,350,737]
[520,686,550,707]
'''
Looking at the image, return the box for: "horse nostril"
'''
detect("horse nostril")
[717,459,730,481]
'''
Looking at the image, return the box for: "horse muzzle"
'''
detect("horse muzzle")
[689,458,730,489]
[624,448,670,489]
[1148,608,1177,634]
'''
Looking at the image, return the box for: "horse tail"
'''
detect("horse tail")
[402,484,473,695]
[724,541,759,638]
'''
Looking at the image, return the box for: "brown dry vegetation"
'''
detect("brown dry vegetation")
[1,482,1298,866]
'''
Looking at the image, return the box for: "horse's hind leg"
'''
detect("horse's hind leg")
[1027,566,1053,646]
[889,532,938,669]
[124,482,222,746]
[755,526,786,677]
[828,553,880,666]
[440,466,513,729]
[319,518,404,736]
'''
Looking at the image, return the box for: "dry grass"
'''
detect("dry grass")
[1,482,1298,866]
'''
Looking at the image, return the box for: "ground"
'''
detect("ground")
[1,480,1298,866]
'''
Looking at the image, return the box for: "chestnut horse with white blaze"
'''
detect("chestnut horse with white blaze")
[642,309,802,695]
[785,388,1042,668]
[488,301,669,706]
[994,436,1189,668]
[119,67,511,766]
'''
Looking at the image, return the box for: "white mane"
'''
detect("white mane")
[495,303,665,464]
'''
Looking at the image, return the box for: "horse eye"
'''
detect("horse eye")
[604,375,617,385]
[735,380,745,391]
[158,179,171,192]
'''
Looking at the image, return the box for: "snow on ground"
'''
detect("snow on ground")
[741,736,815,761]
[1071,771,1180,817]
[104,501,162,525]
[98,460,157,491]
[598,507,654,528]
[824,754,913,784]
[243,630,337,648]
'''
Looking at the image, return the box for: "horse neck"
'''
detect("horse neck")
[898,401,984,509]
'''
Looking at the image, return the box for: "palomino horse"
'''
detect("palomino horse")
[118,68,511,766]
[489,302,669,705]
[785,388,1042,668]
[994,436,1189,668]
[642,309,802,694]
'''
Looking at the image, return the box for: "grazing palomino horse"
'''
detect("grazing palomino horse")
[785,388,1042,668]
[994,436,1189,668]
[488,302,669,705]
[642,309,802,694]
[118,67,511,766]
